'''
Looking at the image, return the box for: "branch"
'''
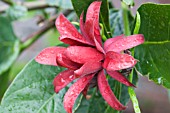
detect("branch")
[1,0,13,6]
[20,10,72,51]
[0,0,57,13]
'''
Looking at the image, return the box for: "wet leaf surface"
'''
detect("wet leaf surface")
[0,60,79,113]
[135,3,170,88]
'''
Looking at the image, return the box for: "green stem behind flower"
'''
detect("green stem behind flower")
[121,1,141,113]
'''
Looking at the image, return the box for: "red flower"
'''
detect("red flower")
[35,1,144,113]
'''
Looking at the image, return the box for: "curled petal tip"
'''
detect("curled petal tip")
[104,52,137,71]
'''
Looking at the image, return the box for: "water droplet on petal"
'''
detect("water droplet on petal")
[104,87,110,94]
[69,75,74,80]
[51,50,54,54]
[82,77,87,82]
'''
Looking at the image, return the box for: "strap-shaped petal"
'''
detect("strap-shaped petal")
[86,1,102,45]
[74,61,102,77]
[65,46,104,64]
[56,52,81,70]
[104,35,124,51]
[64,74,94,113]
[53,69,76,93]
[98,70,126,110]
[35,47,65,66]
[84,19,95,43]
[80,12,94,44]
[56,14,93,46]
[103,52,137,71]
[82,83,90,98]
[105,34,145,53]
[94,36,105,54]
[107,70,135,87]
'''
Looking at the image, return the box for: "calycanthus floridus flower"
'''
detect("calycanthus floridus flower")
[35,1,144,113]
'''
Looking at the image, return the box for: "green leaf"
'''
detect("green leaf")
[0,60,79,112]
[6,5,27,20]
[0,16,20,75]
[0,70,10,100]
[135,3,170,88]
[71,0,111,38]
[47,0,73,9]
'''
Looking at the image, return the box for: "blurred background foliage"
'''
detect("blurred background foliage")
[0,0,170,113]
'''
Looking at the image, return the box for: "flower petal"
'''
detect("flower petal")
[53,69,76,93]
[84,19,95,43]
[107,71,135,87]
[97,70,126,110]
[65,46,104,64]
[103,52,137,71]
[105,34,145,53]
[94,36,105,54]
[64,74,94,113]
[74,61,102,77]
[82,83,90,97]
[56,14,93,46]
[35,47,65,66]
[86,1,102,45]
[104,34,124,51]
[80,12,94,44]
[56,52,81,70]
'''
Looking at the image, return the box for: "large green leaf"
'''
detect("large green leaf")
[47,0,73,9]
[135,3,170,88]
[0,60,80,112]
[0,16,20,75]
[71,0,111,38]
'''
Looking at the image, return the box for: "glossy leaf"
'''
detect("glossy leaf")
[0,16,20,75]
[135,3,170,88]
[0,60,79,112]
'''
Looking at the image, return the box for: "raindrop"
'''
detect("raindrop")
[104,87,110,94]
[82,77,87,82]
[157,77,163,84]
[50,50,54,54]
[61,27,65,30]
[69,75,74,80]
[64,31,68,34]
[146,61,149,64]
